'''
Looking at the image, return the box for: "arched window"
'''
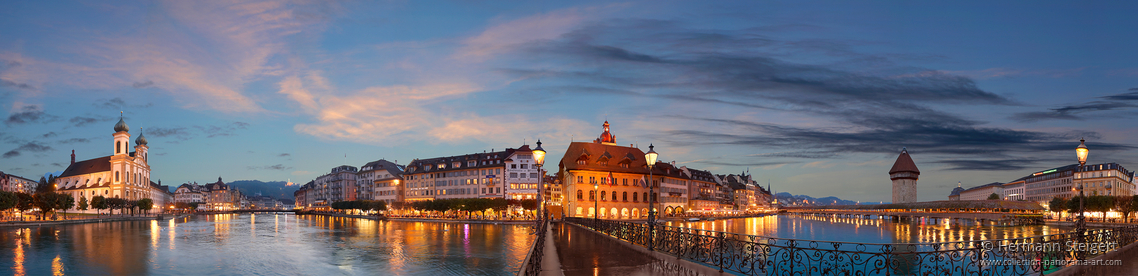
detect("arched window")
[622,192,627,202]
[651,193,657,203]
[116,142,121,154]
[589,191,595,201]
[115,171,120,182]
[643,192,648,202]
[611,192,617,201]
[633,192,638,202]
[577,190,583,200]
[600,191,606,201]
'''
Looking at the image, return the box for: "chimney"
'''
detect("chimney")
[71,150,75,165]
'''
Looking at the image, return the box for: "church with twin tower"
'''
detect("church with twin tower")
[889,148,920,204]
[55,113,173,213]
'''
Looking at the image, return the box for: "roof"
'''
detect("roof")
[58,156,112,178]
[359,159,405,176]
[558,141,649,174]
[949,186,965,196]
[405,149,512,174]
[962,182,1004,192]
[889,149,920,174]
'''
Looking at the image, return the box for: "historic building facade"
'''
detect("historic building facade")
[403,150,508,202]
[559,121,654,219]
[504,144,541,201]
[1075,163,1135,197]
[1023,165,1077,202]
[55,115,173,213]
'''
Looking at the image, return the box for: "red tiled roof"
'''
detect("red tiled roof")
[889,150,920,174]
[559,142,648,174]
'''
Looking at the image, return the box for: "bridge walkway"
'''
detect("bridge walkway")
[541,221,725,276]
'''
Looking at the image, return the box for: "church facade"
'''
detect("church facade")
[56,115,173,213]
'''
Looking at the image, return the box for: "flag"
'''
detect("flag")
[608,172,615,186]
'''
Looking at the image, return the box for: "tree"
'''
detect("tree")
[137,198,153,215]
[0,191,17,214]
[1115,196,1134,223]
[1131,195,1138,224]
[91,196,107,217]
[987,193,1000,200]
[36,176,55,194]
[189,202,202,211]
[1090,196,1114,222]
[78,196,89,212]
[55,193,75,220]
[1049,197,1068,221]
[1067,196,1084,220]
[33,193,58,220]
[16,193,33,220]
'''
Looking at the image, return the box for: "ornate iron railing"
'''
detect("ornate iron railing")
[565,217,1138,276]
[518,215,550,276]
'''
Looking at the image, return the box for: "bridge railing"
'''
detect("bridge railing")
[565,217,1138,276]
[517,214,550,276]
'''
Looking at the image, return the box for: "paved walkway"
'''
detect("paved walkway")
[543,221,719,276]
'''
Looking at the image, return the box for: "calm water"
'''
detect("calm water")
[0,214,535,276]
[664,214,1076,244]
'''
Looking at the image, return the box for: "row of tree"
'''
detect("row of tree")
[1049,195,1138,223]
[330,200,387,213]
[0,175,157,220]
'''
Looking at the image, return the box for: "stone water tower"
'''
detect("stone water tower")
[889,148,920,203]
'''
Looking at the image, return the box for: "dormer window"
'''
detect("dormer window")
[438,164,445,169]
[468,160,476,167]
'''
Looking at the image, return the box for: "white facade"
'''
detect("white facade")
[1001,181,1025,201]
[959,183,1003,201]
[505,145,540,200]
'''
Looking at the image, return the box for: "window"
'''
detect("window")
[577,176,583,183]
[589,191,595,201]
[511,164,517,169]
[520,164,527,169]
[578,160,586,165]
[643,193,648,202]
[612,193,617,201]
[589,177,595,183]
[510,173,518,178]
[117,142,121,154]
[530,173,538,178]
[623,192,627,201]
[115,172,120,182]
[601,191,606,201]
[633,192,638,202]
[621,163,628,168]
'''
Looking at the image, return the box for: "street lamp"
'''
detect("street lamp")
[645,144,658,251]
[594,182,599,226]
[1075,138,1089,256]
[533,140,547,220]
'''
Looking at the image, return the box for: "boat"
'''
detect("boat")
[706,218,715,221]
[686,218,700,222]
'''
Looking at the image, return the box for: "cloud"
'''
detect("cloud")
[69,116,101,127]
[3,142,54,158]
[146,127,192,140]
[1011,89,1138,122]
[6,104,55,125]
[278,153,290,157]
[51,163,63,167]
[93,97,152,110]
[248,164,292,171]
[132,80,154,88]
[0,79,34,90]
[58,138,90,144]
[195,122,249,138]
[41,132,57,138]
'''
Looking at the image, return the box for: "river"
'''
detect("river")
[0,213,535,276]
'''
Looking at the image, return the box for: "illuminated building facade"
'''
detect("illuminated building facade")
[403,150,508,202]
[559,121,653,219]
[55,115,173,213]
[1075,163,1135,197]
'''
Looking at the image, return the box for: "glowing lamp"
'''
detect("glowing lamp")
[532,140,546,166]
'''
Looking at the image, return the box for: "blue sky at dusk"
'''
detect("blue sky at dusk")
[2,1,1136,202]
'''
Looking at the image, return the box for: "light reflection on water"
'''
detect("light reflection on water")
[0,214,535,276]
[664,214,1075,245]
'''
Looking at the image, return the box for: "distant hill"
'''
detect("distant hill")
[227,180,299,201]
[775,192,872,206]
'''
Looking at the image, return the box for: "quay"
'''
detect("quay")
[782,200,1047,226]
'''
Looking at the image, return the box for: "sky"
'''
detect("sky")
[1,1,1137,202]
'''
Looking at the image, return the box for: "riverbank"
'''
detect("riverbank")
[296,212,538,224]
[0,214,190,228]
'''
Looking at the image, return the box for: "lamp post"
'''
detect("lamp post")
[594,182,599,226]
[1075,138,1089,258]
[532,140,547,220]
[645,144,659,251]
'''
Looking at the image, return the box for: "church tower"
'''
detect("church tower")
[135,128,149,165]
[594,121,617,145]
[889,148,920,203]
[111,113,131,186]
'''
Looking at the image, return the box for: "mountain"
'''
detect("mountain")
[227,180,299,201]
[775,192,872,206]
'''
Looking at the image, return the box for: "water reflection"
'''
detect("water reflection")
[664,214,1074,244]
[0,214,535,275]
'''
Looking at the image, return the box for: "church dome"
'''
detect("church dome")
[135,129,148,146]
[114,117,130,132]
